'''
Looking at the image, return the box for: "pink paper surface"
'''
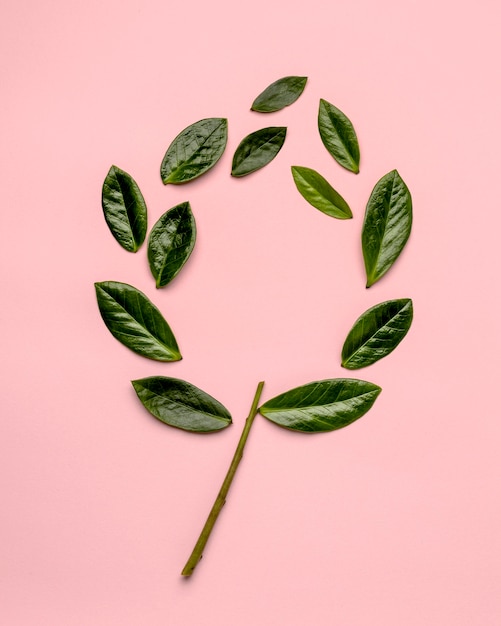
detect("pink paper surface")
[2,1,500,624]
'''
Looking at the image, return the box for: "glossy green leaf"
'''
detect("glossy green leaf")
[251,76,307,112]
[362,170,412,287]
[101,165,147,252]
[342,299,413,369]
[131,377,232,433]
[231,127,287,177]
[318,99,360,174]
[148,202,196,288]
[291,165,352,219]
[94,281,181,361]
[161,118,228,184]
[259,379,381,432]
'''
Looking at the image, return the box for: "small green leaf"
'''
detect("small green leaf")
[231,127,287,177]
[291,166,352,219]
[318,99,360,174]
[259,379,381,432]
[161,118,228,184]
[94,281,181,361]
[362,170,412,287]
[148,202,196,288]
[131,377,232,433]
[342,299,413,369]
[251,76,307,113]
[101,165,147,252]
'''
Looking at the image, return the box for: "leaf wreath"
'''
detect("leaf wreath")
[96,75,413,577]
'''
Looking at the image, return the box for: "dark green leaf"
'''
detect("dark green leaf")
[259,379,381,432]
[148,202,196,288]
[251,76,307,113]
[318,99,360,174]
[101,165,147,252]
[362,170,412,288]
[94,281,181,361]
[291,165,352,219]
[161,118,228,184]
[342,299,413,369]
[131,377,232,433]
[231,127,287,177]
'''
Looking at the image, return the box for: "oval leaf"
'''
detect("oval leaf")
[251,76,307,113]
[318,99,360,174]
[362,170,412,287]
[231,127,287,177]
[94,281,181,361]
[259,379,381,432]
[291,165,352,219]
[101,165,147,252]
[131,377,232,433]
[342,299,413,369]
[161,118,228,184]
[148,202,196,288]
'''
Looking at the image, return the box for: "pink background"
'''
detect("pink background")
[2,1,500,624]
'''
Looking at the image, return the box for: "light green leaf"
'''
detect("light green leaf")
[291,165,352,219]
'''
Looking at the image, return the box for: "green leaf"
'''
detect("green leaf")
[131,377,232,433]
[362,170,412,287]
[101,165,147,252]
[318,99,360,174]
[160,118,228,184]
[291,166,353,219]
[341,299,413,369]
[231,127,287,177]
[148,202,196,288]
[259,379,381,432]
[251,76,307,112]
[94,281,181,361]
